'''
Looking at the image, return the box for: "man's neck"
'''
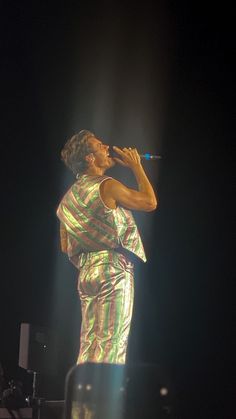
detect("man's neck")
[85,167,106,176]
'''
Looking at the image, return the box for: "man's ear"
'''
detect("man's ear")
[85,153,95,164]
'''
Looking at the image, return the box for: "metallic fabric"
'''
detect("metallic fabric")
[77,250,134,365]
[57,174,146,263]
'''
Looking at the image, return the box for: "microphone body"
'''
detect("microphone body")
[140,153,162,160]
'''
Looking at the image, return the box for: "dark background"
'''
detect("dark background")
[0,1,234,418]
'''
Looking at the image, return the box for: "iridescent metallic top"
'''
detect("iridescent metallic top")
[56,174,146,264]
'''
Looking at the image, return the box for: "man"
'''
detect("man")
[57,129,157,365]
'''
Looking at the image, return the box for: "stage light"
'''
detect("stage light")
[160,387,168,396]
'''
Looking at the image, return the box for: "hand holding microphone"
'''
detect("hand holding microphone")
[112,146,162,168]
[112,146,140,168]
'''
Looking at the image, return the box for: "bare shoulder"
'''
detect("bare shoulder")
[100,178,127,197]
[100,178,122,192]
[100,178,121,209]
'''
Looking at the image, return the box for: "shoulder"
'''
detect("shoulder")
[99,178,123,210]
[100,177,123,193]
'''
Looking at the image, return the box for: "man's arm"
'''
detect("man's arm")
[100,147,158,212]
[60,222,68,253]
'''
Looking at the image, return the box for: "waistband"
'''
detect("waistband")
[76,248,134,270]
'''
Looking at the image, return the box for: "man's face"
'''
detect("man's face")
[87,137,114,169]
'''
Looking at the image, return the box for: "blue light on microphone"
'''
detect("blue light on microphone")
[140,153,162,160]
[143,153,152,160]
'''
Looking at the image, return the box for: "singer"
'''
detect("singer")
[57,129,158,366]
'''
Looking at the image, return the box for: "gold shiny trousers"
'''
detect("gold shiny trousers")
[76,250,134,365]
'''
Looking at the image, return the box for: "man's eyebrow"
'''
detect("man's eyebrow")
[92,140,103,152]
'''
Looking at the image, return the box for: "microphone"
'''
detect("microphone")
[140,153,162,160]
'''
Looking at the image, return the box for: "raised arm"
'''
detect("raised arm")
[100,146,158,212]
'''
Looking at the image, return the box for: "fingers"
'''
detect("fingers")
[124,147,140,162]
[112,157,128,167]
[113,146,139,155]
[113,146,125,155]
[133,148,141,160]
[113,145,141,166]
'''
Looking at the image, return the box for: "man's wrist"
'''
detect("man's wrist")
[131,162,144,173]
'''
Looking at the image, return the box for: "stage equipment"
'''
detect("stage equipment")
[0,407,33,418]
[64,363,125,419]
[140,153,162,160]
[18,323,58,419]
[18,323,57,375]
[64,363,174,419]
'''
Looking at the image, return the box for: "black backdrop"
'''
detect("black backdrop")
[0,2,234,418]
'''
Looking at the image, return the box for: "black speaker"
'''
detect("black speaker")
[0,408,33,418]
[18,323,58,375]
[41,400,64,419]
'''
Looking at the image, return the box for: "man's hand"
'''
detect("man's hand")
[112,146,141,169]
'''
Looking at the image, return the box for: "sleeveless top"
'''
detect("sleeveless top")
[56,174,146,265]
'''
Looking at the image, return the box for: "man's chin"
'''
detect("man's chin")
[107,157,116,168]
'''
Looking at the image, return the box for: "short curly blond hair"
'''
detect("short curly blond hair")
[61,130,95,176]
